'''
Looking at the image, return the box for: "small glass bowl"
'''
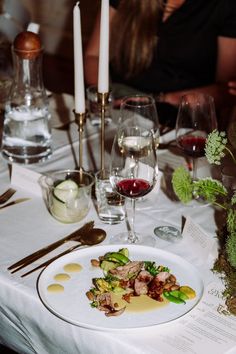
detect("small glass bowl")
[41,170,94,223]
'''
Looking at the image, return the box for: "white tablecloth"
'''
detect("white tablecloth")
[0,94,235,354]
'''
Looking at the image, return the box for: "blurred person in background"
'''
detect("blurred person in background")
[228,81,236,96]
[84,0,236,129]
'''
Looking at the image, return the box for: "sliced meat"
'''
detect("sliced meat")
[109,261,143,280]
[134,270,154,296]
[134,279,148,295]
[148,277,165,301]
[155,271,170,282]
[137,270,154,283]
[119,278,135,290]
[97,292,113,312]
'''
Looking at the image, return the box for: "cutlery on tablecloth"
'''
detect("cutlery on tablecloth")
[21,228,106,277]
[8,221,95,273]
[0,198,30,210]
[0,188,16,204]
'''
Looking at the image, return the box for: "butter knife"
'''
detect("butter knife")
[0,198,30,210]
[8,221,94,272]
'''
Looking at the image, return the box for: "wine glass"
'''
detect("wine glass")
[176,92,217,180]
[109,126,158,245]
[118,95,160,149]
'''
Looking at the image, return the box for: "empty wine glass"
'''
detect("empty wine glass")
[118,95,160,149]
[109,126,158,245]
[176,92,217,180]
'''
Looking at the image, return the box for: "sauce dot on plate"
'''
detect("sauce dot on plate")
[54,273,71,282]
[47,284,64,293]
[63,263,82,273]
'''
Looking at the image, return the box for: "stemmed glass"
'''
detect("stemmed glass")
[118,95,160,149]
[109,126,158,245]
[176,92,217,180]
[154,93,217,242]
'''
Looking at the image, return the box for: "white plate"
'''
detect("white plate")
[37,244,203,331]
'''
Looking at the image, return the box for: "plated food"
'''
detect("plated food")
[38,245,203,330]
[86,248,196,317]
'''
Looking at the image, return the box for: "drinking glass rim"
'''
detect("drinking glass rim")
[44,169,94,189]
[120,94,156,109]
[179,92,215,104]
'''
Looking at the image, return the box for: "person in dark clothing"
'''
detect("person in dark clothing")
[84,0,236,128]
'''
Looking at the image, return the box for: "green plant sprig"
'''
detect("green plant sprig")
[171,166,193,203]
[227,209,236,234]
[172,129,236,305]
[205,129,236,165]
[172,166,227,209]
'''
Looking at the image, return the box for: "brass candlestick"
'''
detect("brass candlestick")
[74,110,86,176]
[97,91,109,171]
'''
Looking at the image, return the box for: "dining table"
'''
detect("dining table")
[0,92,236,354]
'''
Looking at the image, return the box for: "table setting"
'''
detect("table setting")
[1,140,235,354]
[0,1,236,354]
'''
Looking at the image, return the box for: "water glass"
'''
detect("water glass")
[86,85,112,126]
[95,169,125,224]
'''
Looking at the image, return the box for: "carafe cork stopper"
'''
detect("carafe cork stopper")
[13,31,42,59]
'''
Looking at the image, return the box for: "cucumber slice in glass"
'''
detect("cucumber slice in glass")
[45,170,94,224]
[53,179,79,203]
[51,179,83,223]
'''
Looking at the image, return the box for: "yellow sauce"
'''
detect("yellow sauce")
[47,284,64,293]
[112,294,169,313]
[63,263,82,273]
[54,273,71,282]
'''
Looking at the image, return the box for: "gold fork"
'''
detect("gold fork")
[0,188,16,205]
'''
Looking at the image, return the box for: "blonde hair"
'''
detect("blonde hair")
[110,0,164,79]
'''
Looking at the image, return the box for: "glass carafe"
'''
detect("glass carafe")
[1,32,52,164]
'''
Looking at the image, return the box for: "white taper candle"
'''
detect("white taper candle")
[98,0,109,93]
[73,2,85,113]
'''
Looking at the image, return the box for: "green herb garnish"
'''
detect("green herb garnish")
[144,262,170,276]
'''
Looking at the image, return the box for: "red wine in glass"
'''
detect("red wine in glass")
[178,135,206,158]
[176,93,217,180]
[116,178,152,198]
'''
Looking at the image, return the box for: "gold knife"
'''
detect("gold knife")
[8,221,94,272]
[21,227,106,277]
[21,244,81,277]
[0,198,30,210]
